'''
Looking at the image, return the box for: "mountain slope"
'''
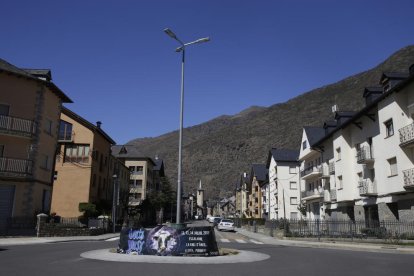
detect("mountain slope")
[128,45,414,199]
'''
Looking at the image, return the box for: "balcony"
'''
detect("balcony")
[0,157,33,177]
[0,115,37,138]
[330,189,337,201]
[399,123,414,147]
[318,163,330,178]
[402,168,414,189]
[128,198,142,206]
[358,179,377,196]
[129,185,142,193]
[356,146,374,164]
[329,161,335,174]
[323,190,331,202]
[300,166,321,180]
[302,187,324,200]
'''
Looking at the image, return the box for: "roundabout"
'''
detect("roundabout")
[80,248,270,264]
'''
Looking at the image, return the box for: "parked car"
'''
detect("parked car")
[213,217,222,228]
[208,216,221,223]
[217,219,235,232]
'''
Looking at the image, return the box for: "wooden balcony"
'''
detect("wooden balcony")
[402,168,414,190]
[356,146,374,164]
[358,179,377,196]
[399,122,414,148]
[0,157,33,177]
[0,115,37,138]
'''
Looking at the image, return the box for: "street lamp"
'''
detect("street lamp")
[112,174,118,233]
[164,28,210,227]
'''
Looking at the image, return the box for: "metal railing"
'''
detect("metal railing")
[300,166,320,178]
[358,179,377,196]
[318,163,329,177]
[402,168,414,188]
[328,161,335,174]
[302,187,324,199]
[330,189,337,201]
[0,115,37,137]
[399,122,414,146]
[0,157,33,176]
[356,146,374,163]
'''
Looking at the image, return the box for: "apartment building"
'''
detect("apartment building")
[51,107,129,218]
[266,148,301,219]
[247,164,268,219]
[0,59,71,232]
[235,172,249,218]
[299,65,414,221]
[112,145,156,209]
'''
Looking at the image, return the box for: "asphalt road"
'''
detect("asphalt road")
[1,223,414,276]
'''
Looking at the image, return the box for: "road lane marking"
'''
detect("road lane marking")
[250,239,264,244]
[106,237,120,241]
[220,239,230,243]
[235,239,247,243]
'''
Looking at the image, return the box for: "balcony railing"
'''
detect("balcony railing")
[402,168,414,189]
[128,198,142,206]
[0,115,37,138]
[64,155,90,164]
[318,163,329,178]
[323,190,331,202]
[399,122,414,147]
[330,189,337,201]
[300,166,321,180]
[358,179,377,196]
[329,161,335,174]
[129,185,142,193]
[0,157,33,176]
[356,146,374,164]
[302,187,324,199]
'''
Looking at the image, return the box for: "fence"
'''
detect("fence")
[235,218,414,241]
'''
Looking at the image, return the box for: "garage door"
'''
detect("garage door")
[0,185,15,233]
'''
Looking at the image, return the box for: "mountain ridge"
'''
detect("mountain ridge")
[128,45,414,199]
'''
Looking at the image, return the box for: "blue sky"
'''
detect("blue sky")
[2,0,414,144]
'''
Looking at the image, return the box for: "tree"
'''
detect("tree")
[145,176,175,224]
[297,200,307,217]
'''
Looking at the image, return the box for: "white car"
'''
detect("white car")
[208,216,221,223]
[217,219,235,232]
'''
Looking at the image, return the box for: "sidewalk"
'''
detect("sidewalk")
[236,227,414,254]
[0,233,119,246]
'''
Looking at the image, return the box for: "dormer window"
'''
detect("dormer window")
[302,141,307,150]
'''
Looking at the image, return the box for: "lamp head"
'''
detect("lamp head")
[164,28,177,39]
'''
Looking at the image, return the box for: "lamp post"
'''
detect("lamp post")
[164,28,210,227]
[112,174,118,233]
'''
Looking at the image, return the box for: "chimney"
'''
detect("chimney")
[96,121,102,128]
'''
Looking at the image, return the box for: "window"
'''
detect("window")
[388,157,398,176]
[336,147,341,161]
[0,104,10,116]
[41,154,50,170]
[290,181,297,190]
[290,197,298,205]
[337,175,343,189]
[384,119,394,137]
[58,120,73,141]
[289,166,296,174]
[64,144,90,163]
[44,119,53,135]
[290,212,298,219]
[302,140,307,150]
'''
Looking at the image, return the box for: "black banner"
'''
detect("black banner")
[118,225,219,256]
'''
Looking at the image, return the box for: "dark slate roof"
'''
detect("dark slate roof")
[304,126,325,147]
[62,107,116,144]
[380,72,410,81]
[111,145,156,165]
[250,163,268,182]
[266,148,299,167]
[363,86,383,97]
[22,69,52,81]
[314,68,414,146]
[0,58,72,103]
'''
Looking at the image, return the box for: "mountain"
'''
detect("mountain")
[128,45,414,199]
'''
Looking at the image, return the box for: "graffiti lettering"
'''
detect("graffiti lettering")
[127,229,145,254]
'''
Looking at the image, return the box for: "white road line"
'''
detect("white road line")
[250,239,264,244]
[235,239,247,243]
[220,239,230,243]
[106,237,120,241]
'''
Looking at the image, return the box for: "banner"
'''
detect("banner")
[118,225,219,256]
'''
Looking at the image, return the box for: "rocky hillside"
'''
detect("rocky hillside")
[128,45,414,199]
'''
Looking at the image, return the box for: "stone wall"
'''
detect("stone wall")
[399,199,414,221]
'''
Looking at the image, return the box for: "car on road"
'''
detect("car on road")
[217,219,235,231]
[207,216,221,223]
[213,217,222,228]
